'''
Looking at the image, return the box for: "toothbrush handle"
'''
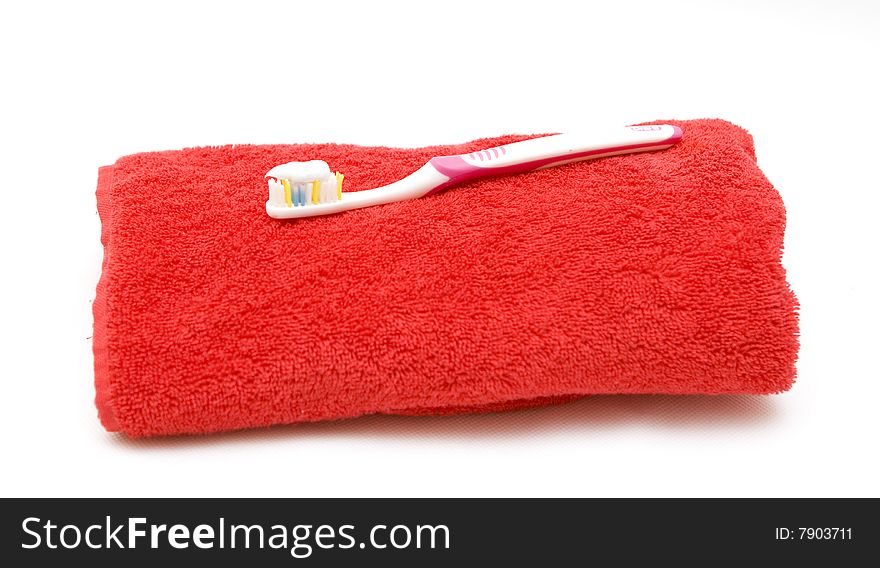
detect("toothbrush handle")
[425,125,682,195]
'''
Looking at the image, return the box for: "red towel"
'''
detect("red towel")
[93,119,798,437]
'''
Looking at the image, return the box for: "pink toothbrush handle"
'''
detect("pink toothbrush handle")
[425,125,682,196]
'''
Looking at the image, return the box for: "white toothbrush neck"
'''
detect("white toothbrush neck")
[339,163,448,206]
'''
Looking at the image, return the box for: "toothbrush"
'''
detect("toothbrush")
[265,124,682,219]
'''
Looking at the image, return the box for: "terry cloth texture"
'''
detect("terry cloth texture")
[93,119,799,437]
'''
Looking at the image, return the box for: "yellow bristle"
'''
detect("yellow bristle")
[336,172,344,199]
[282,179,292,207]
[312,180,320,204]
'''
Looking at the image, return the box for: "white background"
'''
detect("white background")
[1,0,878,497]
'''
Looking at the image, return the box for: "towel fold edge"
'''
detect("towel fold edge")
[94,165,120,432]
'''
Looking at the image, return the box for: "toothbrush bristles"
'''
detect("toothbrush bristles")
[265,161,344,210]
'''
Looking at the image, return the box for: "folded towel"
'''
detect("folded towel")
[93,119,798,437]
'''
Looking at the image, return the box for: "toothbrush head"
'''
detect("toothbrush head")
[265,160,344,215]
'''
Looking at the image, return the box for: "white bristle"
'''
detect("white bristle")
[327,179,338,201]
[267,179,285,207]
[324,176,337,202]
